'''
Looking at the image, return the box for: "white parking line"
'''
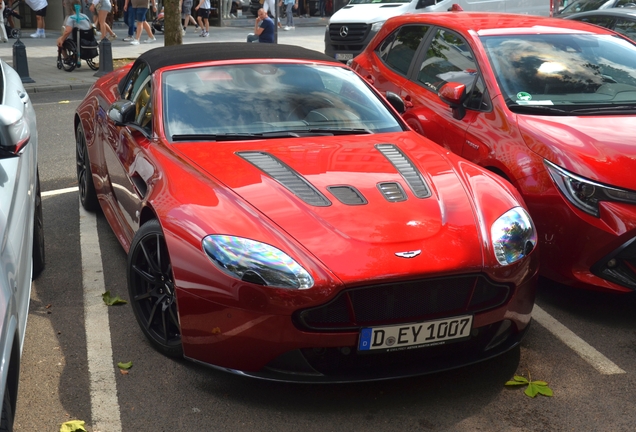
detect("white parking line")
[42,186,78,197]
[79,203,123,431]
[532,305,625,375]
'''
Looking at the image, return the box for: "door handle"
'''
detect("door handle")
[365,75,375,85]
[19,91,29,105]
[403,94,413,109]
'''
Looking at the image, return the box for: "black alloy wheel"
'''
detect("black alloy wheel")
[75,124,99,211]
[60,40,77,72]
[127,219,183,358]
[32,170,45,278]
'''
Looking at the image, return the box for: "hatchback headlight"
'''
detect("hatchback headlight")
[545,160,636,218]
[202,235,314,289]
[491,207,536,265]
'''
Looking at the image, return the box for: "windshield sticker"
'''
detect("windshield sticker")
[516,92,532,101]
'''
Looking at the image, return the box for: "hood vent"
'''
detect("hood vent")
[375,144,431,199]
[327,186,367,205]
[237,151,332,207]
[377,182,407,202]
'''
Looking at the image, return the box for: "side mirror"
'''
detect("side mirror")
[385,91,405,114]
[0,106,31,155]
[108,99,137,126]
[438,82,467,120]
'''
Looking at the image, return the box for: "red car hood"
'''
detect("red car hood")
[173,133,486,283]
[519,115,636,190]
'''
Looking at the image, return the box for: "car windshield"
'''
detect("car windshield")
[162,63,403,140]
[481,33,636,113]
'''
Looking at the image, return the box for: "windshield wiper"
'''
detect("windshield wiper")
[172,128,372,142]
[570,105,636,114]
[172,133,261,141]
[507,104,571,115]
[299,127,372,135]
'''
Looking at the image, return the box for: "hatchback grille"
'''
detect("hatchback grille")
[295,275,511,331]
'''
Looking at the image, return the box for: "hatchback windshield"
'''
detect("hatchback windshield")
[162,63,403,140]
[482,33,636,112]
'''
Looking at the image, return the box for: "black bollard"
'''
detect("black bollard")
[93,37,113,77]
[12,35,35,84]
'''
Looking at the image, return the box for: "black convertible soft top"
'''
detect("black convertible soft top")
[137,42,336,73]
[117,42,338,95]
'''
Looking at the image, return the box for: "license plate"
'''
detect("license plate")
[358,315,473,353]
[335,53,354,61]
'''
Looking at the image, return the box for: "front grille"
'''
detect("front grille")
[295,275,511,331]
[592,236,636,290]
[328,23,370,46]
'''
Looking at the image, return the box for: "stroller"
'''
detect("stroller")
[1,0,22,41]
[57,25,100,72]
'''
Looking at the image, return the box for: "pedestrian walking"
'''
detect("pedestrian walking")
[280,0,296,30]
[127,0,156,44]
[123,0,136,41]
[90,0,117,41]
[25,0,48,38]
[181,0,197,34]
[195,0,210,37]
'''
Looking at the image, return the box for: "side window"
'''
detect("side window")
[133,77,152,132]
[122,63,150,101]
[375,25,429,76]
[464,76,490,111]
[614,18,636,40]
[578,15,615,29]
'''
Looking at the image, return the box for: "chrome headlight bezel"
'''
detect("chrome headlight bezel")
[370,20,386,33]
[491,207,537,266]
[545,160,636,218]
[202,235,314,290]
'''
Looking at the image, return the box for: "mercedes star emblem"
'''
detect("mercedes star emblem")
[339,26,349,38]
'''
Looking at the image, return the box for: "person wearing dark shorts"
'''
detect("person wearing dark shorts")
[195,0,210,37]
[26,0,48,37]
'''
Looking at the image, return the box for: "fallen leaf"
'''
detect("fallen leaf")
[117,361,133,370]
[60,420,87,432]
[45,304,52,309]
[102,291,127,306]
[120,369,129,375]
[59,100,70,104]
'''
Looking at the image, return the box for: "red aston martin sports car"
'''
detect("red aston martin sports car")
[351,12,636,294]
[74,43,538,382]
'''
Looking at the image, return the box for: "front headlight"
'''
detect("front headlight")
[545,160,636,218]
[370,20,386,33]
[202,235,314,289]
[491,207,537,266]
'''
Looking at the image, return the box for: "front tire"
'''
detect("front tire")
[32,170,45,279]
[127,220,182,358]
[76,124,99,211]
[0,382,14,432]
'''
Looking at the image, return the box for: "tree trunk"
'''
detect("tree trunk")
[164,0,183,46]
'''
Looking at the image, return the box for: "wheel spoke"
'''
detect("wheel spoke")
[132,263,155,285]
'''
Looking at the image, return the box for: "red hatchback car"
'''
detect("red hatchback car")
[75,43,538,382]
[351,12,636,293]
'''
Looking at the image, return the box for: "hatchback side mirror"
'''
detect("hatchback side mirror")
[438,82,467,120]
[385,91,405,114]
[0,105,31,155]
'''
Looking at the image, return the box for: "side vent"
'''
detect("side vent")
[375,144,431,199]
[236,151,331,207]
[377,182,407,202]
[327,186,367,205]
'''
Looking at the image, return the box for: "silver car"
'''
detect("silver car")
[0,60,45,431]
